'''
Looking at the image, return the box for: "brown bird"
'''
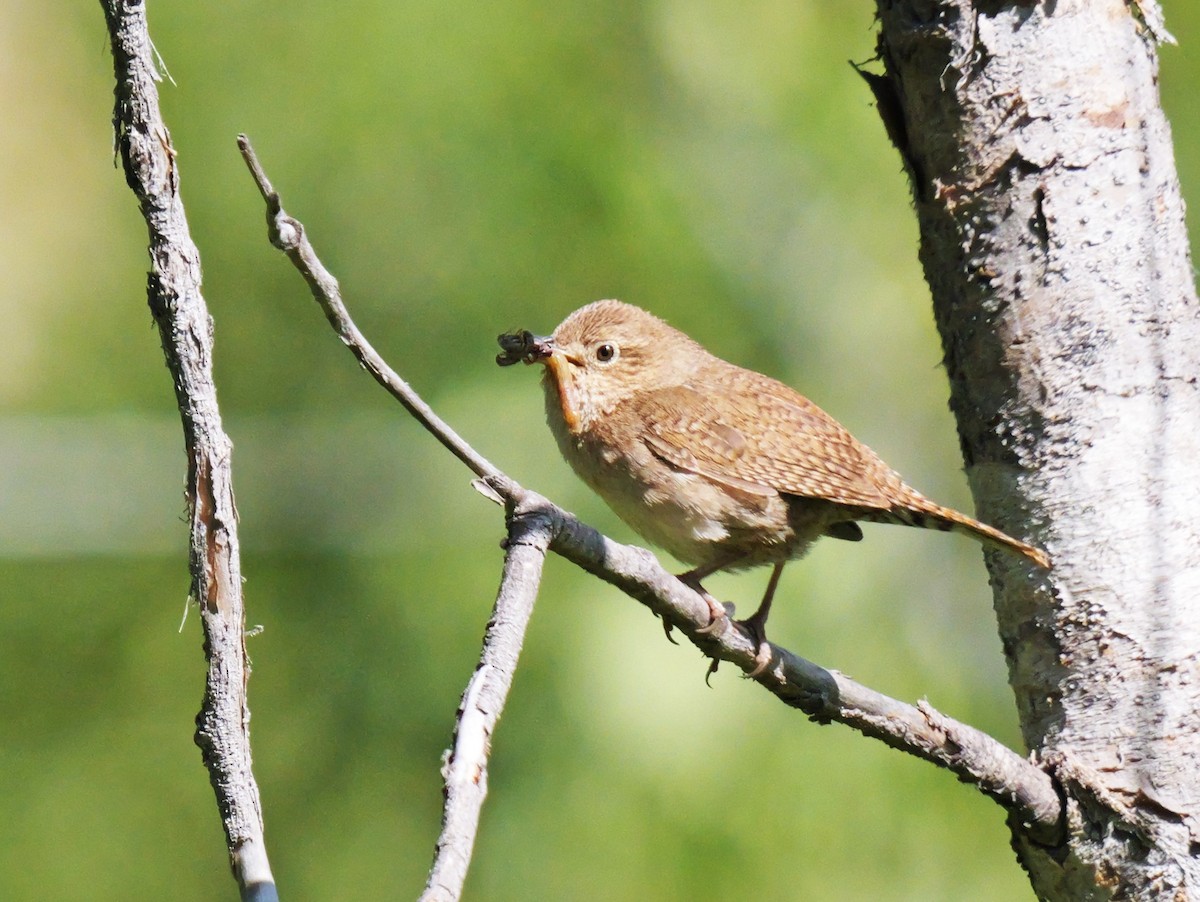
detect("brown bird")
[498,300,1049,672]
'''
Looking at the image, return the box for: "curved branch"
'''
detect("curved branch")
[100,3,275,901]
[239,136,1065,876]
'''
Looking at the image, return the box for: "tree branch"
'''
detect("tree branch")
[419,500,553,902]
[239,135,1065,891]
[100,4,275,900]
[529,482,1062,839]
[238,135,498,481]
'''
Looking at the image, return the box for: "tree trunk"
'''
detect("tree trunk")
[874,1,1200,897]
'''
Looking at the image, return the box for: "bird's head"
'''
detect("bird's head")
[498,299,705,434]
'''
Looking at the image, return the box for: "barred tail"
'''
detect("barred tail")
[855,498,1051,569]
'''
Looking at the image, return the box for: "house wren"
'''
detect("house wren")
[498,300,1049,669]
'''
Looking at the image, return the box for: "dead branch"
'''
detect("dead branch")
[100,3,275,899]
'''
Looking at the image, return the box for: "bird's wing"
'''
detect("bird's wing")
[634,376,897,510]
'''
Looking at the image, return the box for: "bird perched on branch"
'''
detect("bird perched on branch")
[498,300,1049,674]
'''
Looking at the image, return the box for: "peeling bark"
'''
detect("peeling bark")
[874,0,1200,897]
[100,4,274,898]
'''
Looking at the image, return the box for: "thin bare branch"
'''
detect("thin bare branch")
[100,4,275,900]
[420,500,553,902]
[238,136,1064,892]
[237,134,498,480]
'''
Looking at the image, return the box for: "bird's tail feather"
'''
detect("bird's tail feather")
[854,499,1050,569]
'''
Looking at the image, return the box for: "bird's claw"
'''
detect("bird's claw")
[660,614,679,645]
[737,615,774,678]
[704,657,720,687]
[695,595,734,637]
[701,611,771,686]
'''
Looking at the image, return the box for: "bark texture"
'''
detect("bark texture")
[100,4,274,897]
[875,0,1200,897]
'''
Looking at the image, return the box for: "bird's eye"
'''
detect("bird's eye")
[594,342,618,363]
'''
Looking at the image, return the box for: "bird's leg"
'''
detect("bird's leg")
[676,559,739,636]
[739,562,786,677]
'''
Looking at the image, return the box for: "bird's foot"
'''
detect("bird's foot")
[736,612,774,678]
[695,594,734,637]
[659,614,679,645]
[676,571,734,637]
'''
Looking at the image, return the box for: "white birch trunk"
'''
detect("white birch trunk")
[874,1,1200,897]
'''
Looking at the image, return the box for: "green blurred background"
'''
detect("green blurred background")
[4,3,1197,899]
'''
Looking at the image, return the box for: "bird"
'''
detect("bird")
[497,299,1050,674]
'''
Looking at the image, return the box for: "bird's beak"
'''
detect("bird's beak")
[530,336,584,433]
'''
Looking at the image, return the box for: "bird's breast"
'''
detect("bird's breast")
[550,421,800,569]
